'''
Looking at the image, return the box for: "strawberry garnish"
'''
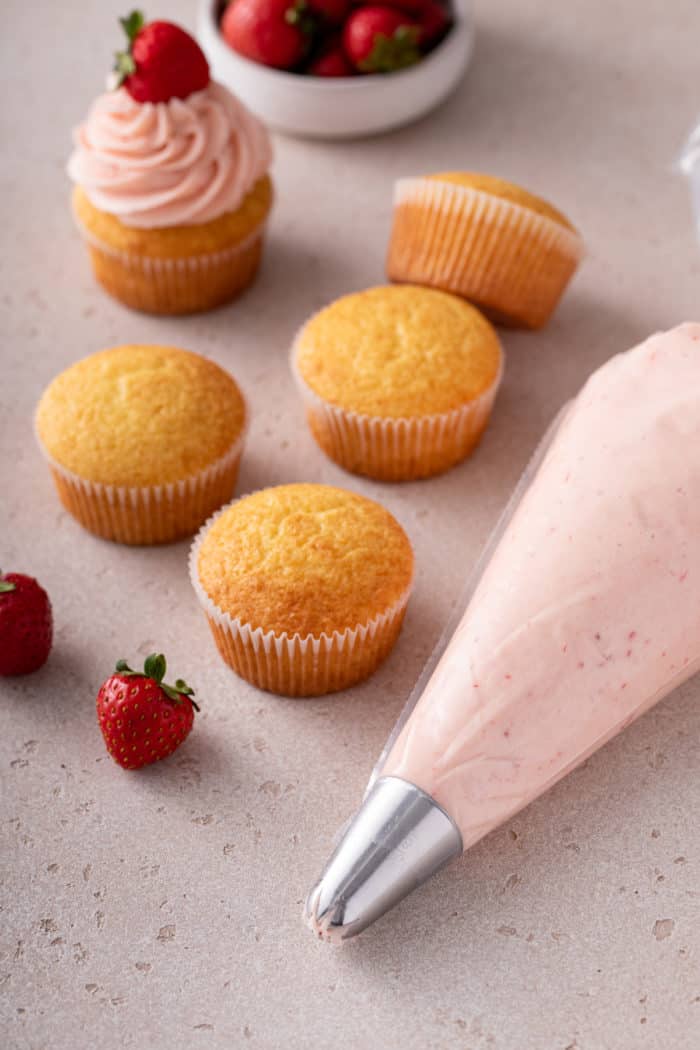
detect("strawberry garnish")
[96,653,199,770]
[221,0,316,70]
[0,572,53,676]
[342,6,421,74]
[114,10,210,103]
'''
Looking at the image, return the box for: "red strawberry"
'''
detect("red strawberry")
[308,37,355,75]
[221,0,315,70]
[306,0,353,27]
[415,0,450,46]
[114,10,210,103]
[343,6,420,73]
[0,573,53,676]
[96,654,199,771]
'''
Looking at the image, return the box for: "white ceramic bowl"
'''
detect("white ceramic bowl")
[196,0,474,139]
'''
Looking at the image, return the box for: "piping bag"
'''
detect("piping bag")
[305,323,700,942]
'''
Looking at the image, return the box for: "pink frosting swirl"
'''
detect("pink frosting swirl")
[68,82,272,229]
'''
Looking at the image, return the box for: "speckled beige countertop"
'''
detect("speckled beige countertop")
[2,1,700,1047]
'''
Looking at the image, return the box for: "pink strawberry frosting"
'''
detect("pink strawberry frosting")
[67,82,272,229]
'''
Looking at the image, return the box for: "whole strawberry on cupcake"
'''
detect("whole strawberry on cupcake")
[68,11,273,315]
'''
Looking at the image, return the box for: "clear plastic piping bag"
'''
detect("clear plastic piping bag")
[305,403,572,941]
[365,402,571,799]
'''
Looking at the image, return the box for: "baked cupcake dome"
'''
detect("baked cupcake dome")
[387,172,584,330]
[190,484,414,697]
[292,284,503,481]
[35,345,247,545]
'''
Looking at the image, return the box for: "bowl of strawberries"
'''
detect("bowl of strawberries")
[197,0,473,138]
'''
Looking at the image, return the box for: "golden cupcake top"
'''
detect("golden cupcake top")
[36,344,246,487]
[196,483,414,638]
[428,172,576,232]
[294,285,502,419]
[72,176,273,259]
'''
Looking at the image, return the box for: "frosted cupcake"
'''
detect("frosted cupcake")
[292,285,503,481]
[190,484,414,697]
[68,11,273,315]
[387,173,584,329]
[35,344,247,545]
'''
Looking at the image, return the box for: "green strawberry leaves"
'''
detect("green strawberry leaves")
[120,10,145,43]
[360,26,421,73]
[144,652,167,682]
[113,10,144,86]
[114,653,199,710]
[114,51,137,81]
[173,678,194,696]
[0,581,16,594]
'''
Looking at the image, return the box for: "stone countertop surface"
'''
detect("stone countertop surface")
[2,1,699,1047]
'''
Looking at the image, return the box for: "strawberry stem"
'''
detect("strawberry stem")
[113,10,144,86]
[360,26,421,73]
[114,51,137,79]
[120,10,144,43]
[114,654,198,709]
[144,652,166,683]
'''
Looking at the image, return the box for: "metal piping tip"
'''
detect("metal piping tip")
[305,881,348,946]
[304,776,462,943]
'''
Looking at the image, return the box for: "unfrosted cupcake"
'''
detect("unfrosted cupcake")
[387,173,584,329]
[190,484,414,697]
[291,285,503,481]
[35,345,247,545]
[68,12,273,315]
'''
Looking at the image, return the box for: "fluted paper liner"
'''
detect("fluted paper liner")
[291,335,503,482]
[36,425,246,546]
[189,501,413,697]
[387,177,585,330]
[74,212,266,316]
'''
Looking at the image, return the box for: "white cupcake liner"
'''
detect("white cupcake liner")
[290,333,504,481]
[389,178,585,328]
[74,212,265,272]
[35,420,247,546]
[189,498,414,696]
[393,178,584,252]
[72,202,267,314]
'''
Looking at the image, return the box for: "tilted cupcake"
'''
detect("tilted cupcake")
[68,11,273,315]
[387,173,584,330]
[36,345,247,545]
[291,285,503,481]
[190,484,414,697]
